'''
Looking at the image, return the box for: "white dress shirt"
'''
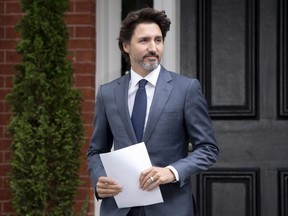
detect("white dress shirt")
[128,65,179,182]
[128,65,160,129]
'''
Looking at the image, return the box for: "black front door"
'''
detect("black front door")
[181,0,288,215]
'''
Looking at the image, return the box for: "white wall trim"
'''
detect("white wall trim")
[95,2,121,215]
[154,0,180,73]
[96,0,121,94]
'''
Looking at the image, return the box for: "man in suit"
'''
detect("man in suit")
[87,7,219,216]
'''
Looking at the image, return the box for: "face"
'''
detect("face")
[123,23,164,77]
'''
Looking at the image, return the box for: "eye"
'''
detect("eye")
[155,37,163,44]
[139,38,148,43]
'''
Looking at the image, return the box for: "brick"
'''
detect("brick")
[67,26,75,38]
[74,50,95,62]
[81,140,90,153]
[0,113,10,125]
[81,100,94,113]
[75,187,90,200]
[6,2,22,13]
[0,102,4,113]
[0,3,4,14]
[6,27,20,39]
[4,151,11,162]
[75,74,95,88]
[2,201,14,215]
[78,173,89,182]
[0,39,18,50]
[75,1,95,13]
[79,161,88,174]
[83,136,91,143]
[79,175,91,188]
[0,139,11,151]
[81,88,94,101]
[67,1,75,13]
[3,101,11,112]
[0,125,3,136]
[65,14,95,25]
[0,152,3,163]
[73,63,95,75]
[0,89,10,100]
[0,15,5,26]
[4,125,12,138]
[0,123,3,134]
[0,64,16,75]
[67,52,76,62]
[4,76,13,88]
[75,26,95,38]
[0,189,12,201]
[0,27,4,39]
[69,39,95,49]
[73,201,87,214]
[2,178,10,189]
[0,76,4,87]
[2,15,22,26]
[0,51,4,63]
[82,113,94,125]
[83,125,93,138]
[0,102,3,112]
[5,51,21,63]
[86,198,96,214]
[0,164,10,177]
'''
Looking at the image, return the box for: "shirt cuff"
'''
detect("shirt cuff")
[166,165,179,182]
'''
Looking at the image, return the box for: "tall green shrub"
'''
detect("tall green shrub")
[6,0,84,215]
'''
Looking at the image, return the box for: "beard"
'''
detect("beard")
[134,52,160,72]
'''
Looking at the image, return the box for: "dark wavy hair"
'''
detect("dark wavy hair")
[118,7,171,65]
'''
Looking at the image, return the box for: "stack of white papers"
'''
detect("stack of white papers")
[100,142,163,208]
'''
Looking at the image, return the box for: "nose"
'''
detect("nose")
[148,41,157,52]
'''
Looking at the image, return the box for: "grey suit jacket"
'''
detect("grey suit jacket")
[87,66,219,216]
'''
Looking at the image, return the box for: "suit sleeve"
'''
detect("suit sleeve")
[171,79,219,187]
[86,85,113,194]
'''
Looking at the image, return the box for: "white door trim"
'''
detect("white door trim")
[96,0,122,94]
[154,0,180,73]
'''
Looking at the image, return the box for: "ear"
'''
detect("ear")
[122,42,130,53]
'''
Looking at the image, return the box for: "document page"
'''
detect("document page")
[100,142,163,208]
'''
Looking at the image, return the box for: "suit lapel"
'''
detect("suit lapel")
[114,74,137,143]
[143,69,173,142]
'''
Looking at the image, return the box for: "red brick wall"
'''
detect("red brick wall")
[0,0,96,215]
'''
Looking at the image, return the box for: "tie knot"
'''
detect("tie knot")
[138,79,148,89]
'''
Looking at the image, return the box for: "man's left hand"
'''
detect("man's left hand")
[139,167,176,191]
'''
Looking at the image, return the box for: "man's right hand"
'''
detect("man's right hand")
[96,176,122,198]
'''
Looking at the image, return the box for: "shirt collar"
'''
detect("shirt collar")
[130,65,161,88]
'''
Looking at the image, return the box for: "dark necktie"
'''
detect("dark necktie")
[131,79,148,142]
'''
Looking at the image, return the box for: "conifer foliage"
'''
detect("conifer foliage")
[6,0,84,215]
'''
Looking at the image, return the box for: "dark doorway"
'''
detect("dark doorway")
[181,0,288,216]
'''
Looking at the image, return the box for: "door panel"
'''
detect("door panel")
[182,0,257,119]
[181,0,288,216]
[198,169,259,216]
